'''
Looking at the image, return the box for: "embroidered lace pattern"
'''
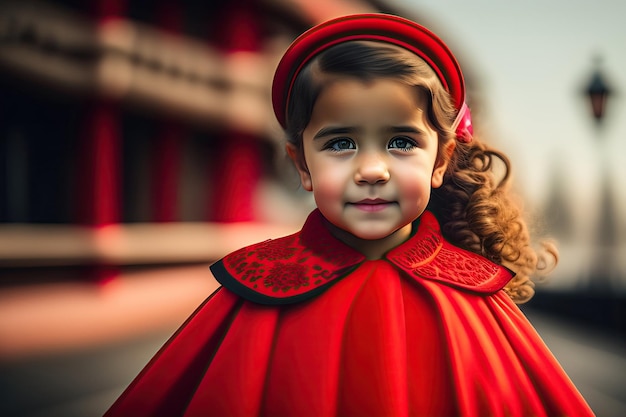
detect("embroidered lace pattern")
[222,211,365,297]
[386,213,508,291]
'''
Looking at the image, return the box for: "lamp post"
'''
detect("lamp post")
[585,56,616,293]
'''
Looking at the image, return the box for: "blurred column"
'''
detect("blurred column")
[151,121,183,222]
[76,102,121,228]
[208,0,262,222]
[150,1,185,222]
[75,0,127,283]
[76,101,121,283]
[0,101,29,223]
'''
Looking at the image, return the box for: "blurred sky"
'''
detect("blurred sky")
[401,0,626,237]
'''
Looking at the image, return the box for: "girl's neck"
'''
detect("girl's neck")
[325,221,413,260]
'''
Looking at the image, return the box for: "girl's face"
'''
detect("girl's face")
[288,77,453,257]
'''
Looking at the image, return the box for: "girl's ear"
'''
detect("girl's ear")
[286,143,313,191]
[431,140,456,188]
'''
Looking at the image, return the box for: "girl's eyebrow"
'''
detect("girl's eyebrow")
[313,126,356,139]
[388,125,422,134]
[313,125,422,139]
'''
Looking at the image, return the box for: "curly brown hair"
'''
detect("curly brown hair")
[428,139,558,303]
[285,41,557,303]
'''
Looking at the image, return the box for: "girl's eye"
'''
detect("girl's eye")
[324,138,356,152]
[388,136,418,151]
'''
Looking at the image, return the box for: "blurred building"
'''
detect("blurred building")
[0,0,420,281]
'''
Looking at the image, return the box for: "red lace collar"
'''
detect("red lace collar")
[210,209,512,305]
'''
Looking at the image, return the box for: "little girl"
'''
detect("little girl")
[105,14,594,417]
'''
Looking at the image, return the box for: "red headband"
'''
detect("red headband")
[271,13,473,143]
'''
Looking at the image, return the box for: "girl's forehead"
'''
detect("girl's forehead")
[308,78,430,127]
[314,75,430,106]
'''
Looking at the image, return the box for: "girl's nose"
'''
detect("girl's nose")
[354,153,390,185]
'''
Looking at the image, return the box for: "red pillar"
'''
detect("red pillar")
[75,0,127,283]
[151,2,185,223]
[77,102,121,227]
[209,0,262,222]
[151,121,182,222]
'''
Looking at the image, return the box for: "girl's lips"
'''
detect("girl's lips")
[349,199,394,212]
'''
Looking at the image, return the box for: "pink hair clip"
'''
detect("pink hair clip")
[452,102,473,143]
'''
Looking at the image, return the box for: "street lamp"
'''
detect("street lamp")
[585,57,611,126]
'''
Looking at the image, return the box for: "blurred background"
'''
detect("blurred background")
[0,0,624,416]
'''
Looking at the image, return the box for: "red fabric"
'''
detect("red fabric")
[105,211,594,417]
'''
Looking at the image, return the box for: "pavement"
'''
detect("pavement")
[522,308,626,417]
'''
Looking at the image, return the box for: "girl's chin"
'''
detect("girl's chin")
[330,222,413,249]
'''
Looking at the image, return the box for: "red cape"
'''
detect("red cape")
[105,210,594,416]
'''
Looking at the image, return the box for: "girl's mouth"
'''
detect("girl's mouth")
[349,199,394,212]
